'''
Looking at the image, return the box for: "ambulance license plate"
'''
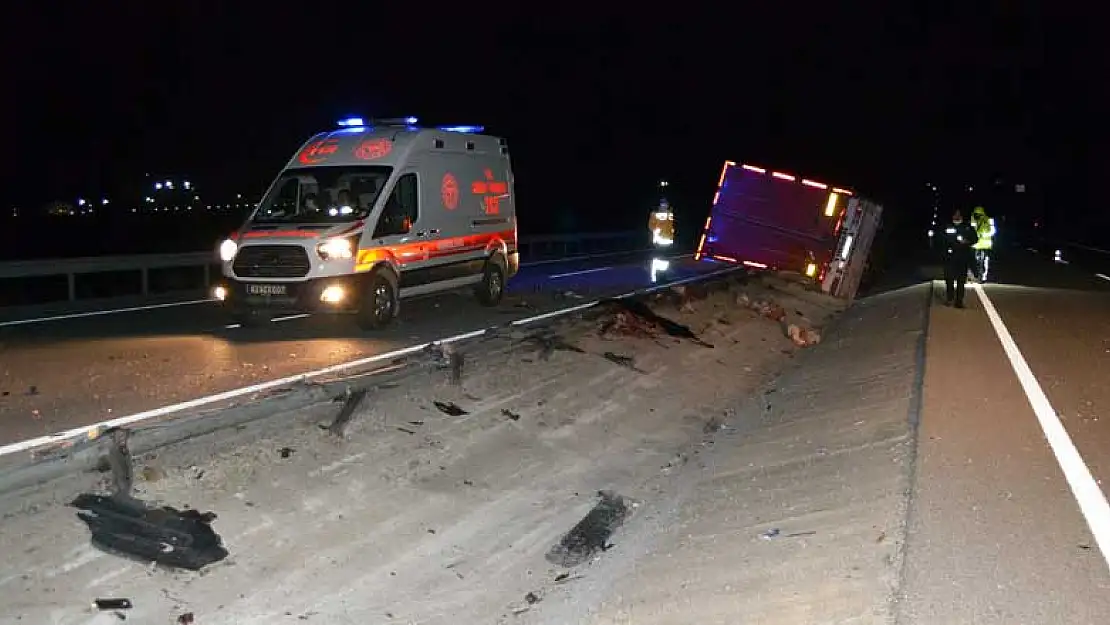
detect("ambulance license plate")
[246,284,287,296]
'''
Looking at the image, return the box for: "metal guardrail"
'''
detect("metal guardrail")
[0,231,644,307]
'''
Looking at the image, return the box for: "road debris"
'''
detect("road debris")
[433,401,468,416]
[598,298,714,347]
[546,490,636,568]
[602,352,645,373]
[71,494,229,571]
[177,612,195,624]
[278,446,295,459]
[501,408,521,421]
[94,598,132,611]
[786,323,822,347]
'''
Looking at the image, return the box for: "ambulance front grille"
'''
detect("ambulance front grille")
[233,245,311,278]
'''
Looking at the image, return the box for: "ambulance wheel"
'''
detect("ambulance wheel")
[356,272,398,330]
[475,260,505,307]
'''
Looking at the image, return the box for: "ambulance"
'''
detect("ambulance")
[694,161,883,301]
[214,117,518,329]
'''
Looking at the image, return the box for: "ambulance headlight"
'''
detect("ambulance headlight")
[218,239,238,262]
[317,236,356,260]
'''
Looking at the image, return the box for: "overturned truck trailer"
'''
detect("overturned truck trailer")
[693,161,883,301]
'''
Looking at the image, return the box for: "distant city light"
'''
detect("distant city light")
[77,198,86,206]
[155,182,163,190]
[102,198,109,205]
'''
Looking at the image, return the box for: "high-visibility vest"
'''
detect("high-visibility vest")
[972,216,995,250]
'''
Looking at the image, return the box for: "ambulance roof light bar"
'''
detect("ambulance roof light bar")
[437,125,486,134]
[338,116,423,129]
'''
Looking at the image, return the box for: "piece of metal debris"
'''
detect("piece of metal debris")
[433,401,468,416]
[545,490,635,568]
[72,494,228,571]
[501,408,521,421]
[94,598,132,611]
[177,612,195,624]
[278,447,295,459]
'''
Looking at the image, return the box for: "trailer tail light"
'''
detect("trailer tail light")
[714,254,738,263]
[741,260,768,269]
[824,193,839,217]
[832,187,853,196]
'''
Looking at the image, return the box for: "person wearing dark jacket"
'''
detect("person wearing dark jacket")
[941,209,979,308]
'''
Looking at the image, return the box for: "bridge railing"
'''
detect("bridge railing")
[0,231,646,309]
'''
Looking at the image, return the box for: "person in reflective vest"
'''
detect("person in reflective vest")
[941,209,978,308]
[649,198,675,247]
[970,205,996,281]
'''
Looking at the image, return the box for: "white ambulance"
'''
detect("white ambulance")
[214,117,519,329]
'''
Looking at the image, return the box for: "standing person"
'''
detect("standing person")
[970,205,996,281]
[941,209,979,308]
[649,188,675,247]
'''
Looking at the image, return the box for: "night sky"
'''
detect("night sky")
[4,3,1099,241]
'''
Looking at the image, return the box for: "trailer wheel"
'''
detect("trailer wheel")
[356,272,398,330]
[475,260,505,307]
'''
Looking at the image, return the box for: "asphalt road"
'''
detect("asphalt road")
[0,251,713,447]
[901,246,1110,623]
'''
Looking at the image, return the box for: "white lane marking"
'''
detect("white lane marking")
[974,283,1110,573]
[548,267,613,279]
[0,299,213,328]
[270,313,311,322]
[0,263,741,458]
[1096,273,1110,282]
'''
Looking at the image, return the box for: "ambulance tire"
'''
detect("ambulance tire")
[475,259,505,307]
[356,271,398,330]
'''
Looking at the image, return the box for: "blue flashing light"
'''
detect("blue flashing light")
[403,116,419,125]
[438,125,485,134]
[337,117,365,127]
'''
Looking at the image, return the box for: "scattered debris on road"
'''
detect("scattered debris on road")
[71,493,229,571]
[501,408,521,421]
[433,401,468,416]
[94,598,132,611]
[598,298,714,347]
[546,490,636,568]
[278,446,295,459]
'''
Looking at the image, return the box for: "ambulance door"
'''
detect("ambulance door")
[364,170,427,285]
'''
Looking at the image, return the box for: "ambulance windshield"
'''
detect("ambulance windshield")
[251,166,393,224]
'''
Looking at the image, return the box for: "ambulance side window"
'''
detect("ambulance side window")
[373,173,418,238]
